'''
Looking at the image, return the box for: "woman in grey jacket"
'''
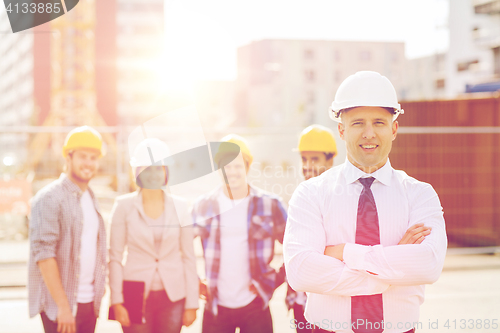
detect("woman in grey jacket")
[109,138,198,333]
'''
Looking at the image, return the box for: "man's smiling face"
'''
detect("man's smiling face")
[66,148,100,183]
[338,106,398,173]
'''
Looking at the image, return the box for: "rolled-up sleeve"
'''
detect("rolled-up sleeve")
[30,193,60,263]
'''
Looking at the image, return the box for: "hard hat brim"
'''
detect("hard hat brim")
[62,147,103,158]
[329,106,404,123]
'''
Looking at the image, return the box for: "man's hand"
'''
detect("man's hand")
[398,223,432,245]
[182,309,197,327]
[112,304,130,327]
[37,258,75,333]
[324,244,346,261]
[199,279,208,300]
[56,305,76,333]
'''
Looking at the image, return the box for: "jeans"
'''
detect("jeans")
[41,302,96,333]
[202,296,273,333]
[122,290,185,333]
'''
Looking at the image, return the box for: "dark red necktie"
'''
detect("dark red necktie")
[351,177,384,333]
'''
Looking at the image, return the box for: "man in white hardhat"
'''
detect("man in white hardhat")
[283,71,447,333]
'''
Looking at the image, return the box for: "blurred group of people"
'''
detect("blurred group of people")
[27,120,336,333]
[27,72,447,333]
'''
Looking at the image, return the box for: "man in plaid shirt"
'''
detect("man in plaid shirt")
[192,134,287,333]
[29,126,107,333]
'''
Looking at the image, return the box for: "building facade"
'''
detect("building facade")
[115,0,165,125]
[0,0,165,173]
[0,11,47,170]
[235,39,406,128]
[404,53,447,101]
[446,0,500,96]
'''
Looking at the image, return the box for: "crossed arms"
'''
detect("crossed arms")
[283,183,447,297]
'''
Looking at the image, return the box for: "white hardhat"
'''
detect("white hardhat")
[329,71,404,122]
[129,138,174,167]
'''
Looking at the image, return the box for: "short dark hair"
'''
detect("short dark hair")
[324,152,335,160]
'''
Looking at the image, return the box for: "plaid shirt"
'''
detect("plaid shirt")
[28,173,107,321]
[192,185,287,315]
[285,284,306,310]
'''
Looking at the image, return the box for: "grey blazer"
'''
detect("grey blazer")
[108,191,199,309]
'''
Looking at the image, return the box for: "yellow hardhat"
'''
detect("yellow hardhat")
[62,126,104,158]
[297,124,337,155]
[214,134,253,166]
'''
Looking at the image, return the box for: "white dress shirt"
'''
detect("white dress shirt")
[283,159,447,333]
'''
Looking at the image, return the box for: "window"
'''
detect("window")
[435,54,446,72]
[457,62,468,71]
[305,70,315,82]
[435,79,445,89]
[494,47,500,75]
[304,49,314,60]
[457,59,479,72]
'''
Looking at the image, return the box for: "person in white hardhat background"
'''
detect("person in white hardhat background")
[109,138,199,333]
[284,71,447,333]
[286,125,338,333]
[192,134,288,333]
[28,126,107,333]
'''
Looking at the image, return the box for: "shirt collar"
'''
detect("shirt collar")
[60,173,84,196]
[343,158,392,186]
[60,173,100,204]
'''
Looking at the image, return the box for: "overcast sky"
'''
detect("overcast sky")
[164,0,449,81]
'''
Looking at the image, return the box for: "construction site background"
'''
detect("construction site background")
[3,94,500,248]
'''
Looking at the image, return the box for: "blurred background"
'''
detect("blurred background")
[0,0,499,332]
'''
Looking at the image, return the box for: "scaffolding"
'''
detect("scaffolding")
[24,0,115,173]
